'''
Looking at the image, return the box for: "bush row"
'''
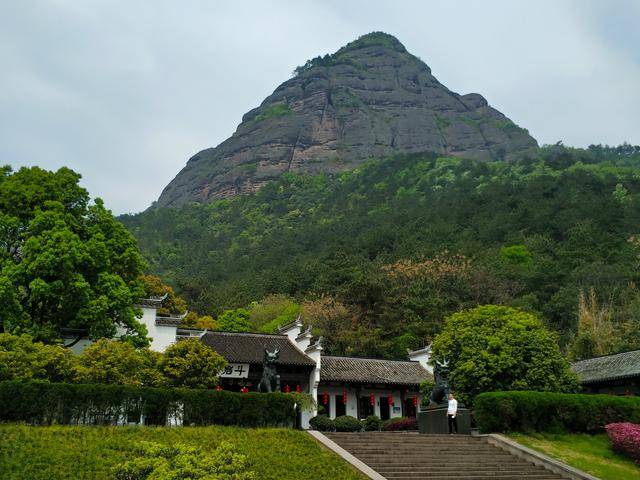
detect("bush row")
[309,414,417,432]
[475,391,640,433]
[0,380,295,427]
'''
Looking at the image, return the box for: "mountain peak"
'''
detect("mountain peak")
[156,34,537,208]
[339,31,407,53]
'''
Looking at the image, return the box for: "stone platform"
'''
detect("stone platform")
[417,404,471,434]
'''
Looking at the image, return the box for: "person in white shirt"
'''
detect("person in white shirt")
[447,393,458,434]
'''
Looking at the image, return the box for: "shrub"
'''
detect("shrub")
[114,440,256,480]
[309,415,334,432]
[334,415,362,432]
[383,416,418,431]
[0,380,295,427]
[362,415,382,431]
[606,423,640,464]
[475,391,640,433]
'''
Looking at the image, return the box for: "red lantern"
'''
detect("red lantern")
[387,395,393,406]
[369,393,375,406]
[284,385,291,393]
[412,395,418,407]
[295,385,301,393]
[240,386,249,393]
[215,385,223,391]
[342,389,348,405]
[322,392,329,405]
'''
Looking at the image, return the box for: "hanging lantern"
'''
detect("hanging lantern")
[215,385,223,391]
[412,395,418,407]
[342,389,348,405]
[284,385,291,393]
[369,393,375,406]
[322,392,329,405]
[240,386,249,393]
[387,395,393,406]
[295,385,301,393]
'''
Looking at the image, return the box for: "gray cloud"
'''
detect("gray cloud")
[1,0,638,214]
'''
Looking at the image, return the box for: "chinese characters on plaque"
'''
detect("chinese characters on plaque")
[220,363,250,379]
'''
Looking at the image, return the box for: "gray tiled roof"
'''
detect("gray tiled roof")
[200,331,316,367]
[571,349,640,384]
[320,355,432,386]
[137,297,165,308]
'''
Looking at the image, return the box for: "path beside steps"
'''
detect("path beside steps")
[322,432,569,480]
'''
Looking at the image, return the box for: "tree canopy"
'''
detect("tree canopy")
[432,305,579,404]
[122,145,640,358]
[0,166,148,346]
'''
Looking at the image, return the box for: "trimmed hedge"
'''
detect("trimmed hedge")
[309,415,334,432]
[334,415,362,432]
[475,391,640,433]
[362,415,382,431]
[0,380,295,427]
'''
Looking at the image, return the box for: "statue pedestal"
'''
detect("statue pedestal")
[418,405,471,434]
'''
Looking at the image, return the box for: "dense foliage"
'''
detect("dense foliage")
[114,441,256,480]
[0,380,296,427]
[0,424,366,480]
[159,338,226,389]
[475,391,640,433]
[0,334,223,389]
[0,166,148,346]
[432,305,579,404]
[606,423,640,465]
[122,145,640,358]
[0,333,75,382]
[333,415,362,432]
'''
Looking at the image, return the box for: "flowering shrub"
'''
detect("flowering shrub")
[606,422,640,464]
[383,417,418,431]
[114,441,256,480]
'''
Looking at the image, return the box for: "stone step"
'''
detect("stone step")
[384,476,562,480]
[319,432,565,479]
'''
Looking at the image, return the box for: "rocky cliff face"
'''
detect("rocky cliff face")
[157,32,537,207]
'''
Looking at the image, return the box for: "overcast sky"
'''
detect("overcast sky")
[1,1,639,214]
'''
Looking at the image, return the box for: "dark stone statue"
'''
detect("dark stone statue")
[258,348,281,393]
[429,358,451,405]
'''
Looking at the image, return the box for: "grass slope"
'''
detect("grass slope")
[510,432,640,480]
[0,424,365,480]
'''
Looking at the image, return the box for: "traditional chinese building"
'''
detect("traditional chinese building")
[571,349,640,396]
[65,298,433,429]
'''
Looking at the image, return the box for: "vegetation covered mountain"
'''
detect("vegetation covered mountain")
[157,32,537,207]
[123,144,640,358]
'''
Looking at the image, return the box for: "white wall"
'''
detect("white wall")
[139,307,178,352]
[317,386,410,420]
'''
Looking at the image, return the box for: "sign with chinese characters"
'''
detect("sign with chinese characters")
[220,363,250,379]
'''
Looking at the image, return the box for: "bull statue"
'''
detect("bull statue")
[429,358,451,406]
[258,348,281,393]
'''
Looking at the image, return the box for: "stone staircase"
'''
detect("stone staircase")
[323,432,567,480]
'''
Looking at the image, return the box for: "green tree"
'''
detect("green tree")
[217,308,252,333]
[0,333,76,382]
[159,338,226,388]
[249,294,301,333]
[432,305,579,404]
[73,339,147,385]
[0,166,148,346]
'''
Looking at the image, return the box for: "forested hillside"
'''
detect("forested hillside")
[122,144,640,358]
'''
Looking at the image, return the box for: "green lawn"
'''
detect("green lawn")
[0,424,365,480]
[510,432,640,480]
